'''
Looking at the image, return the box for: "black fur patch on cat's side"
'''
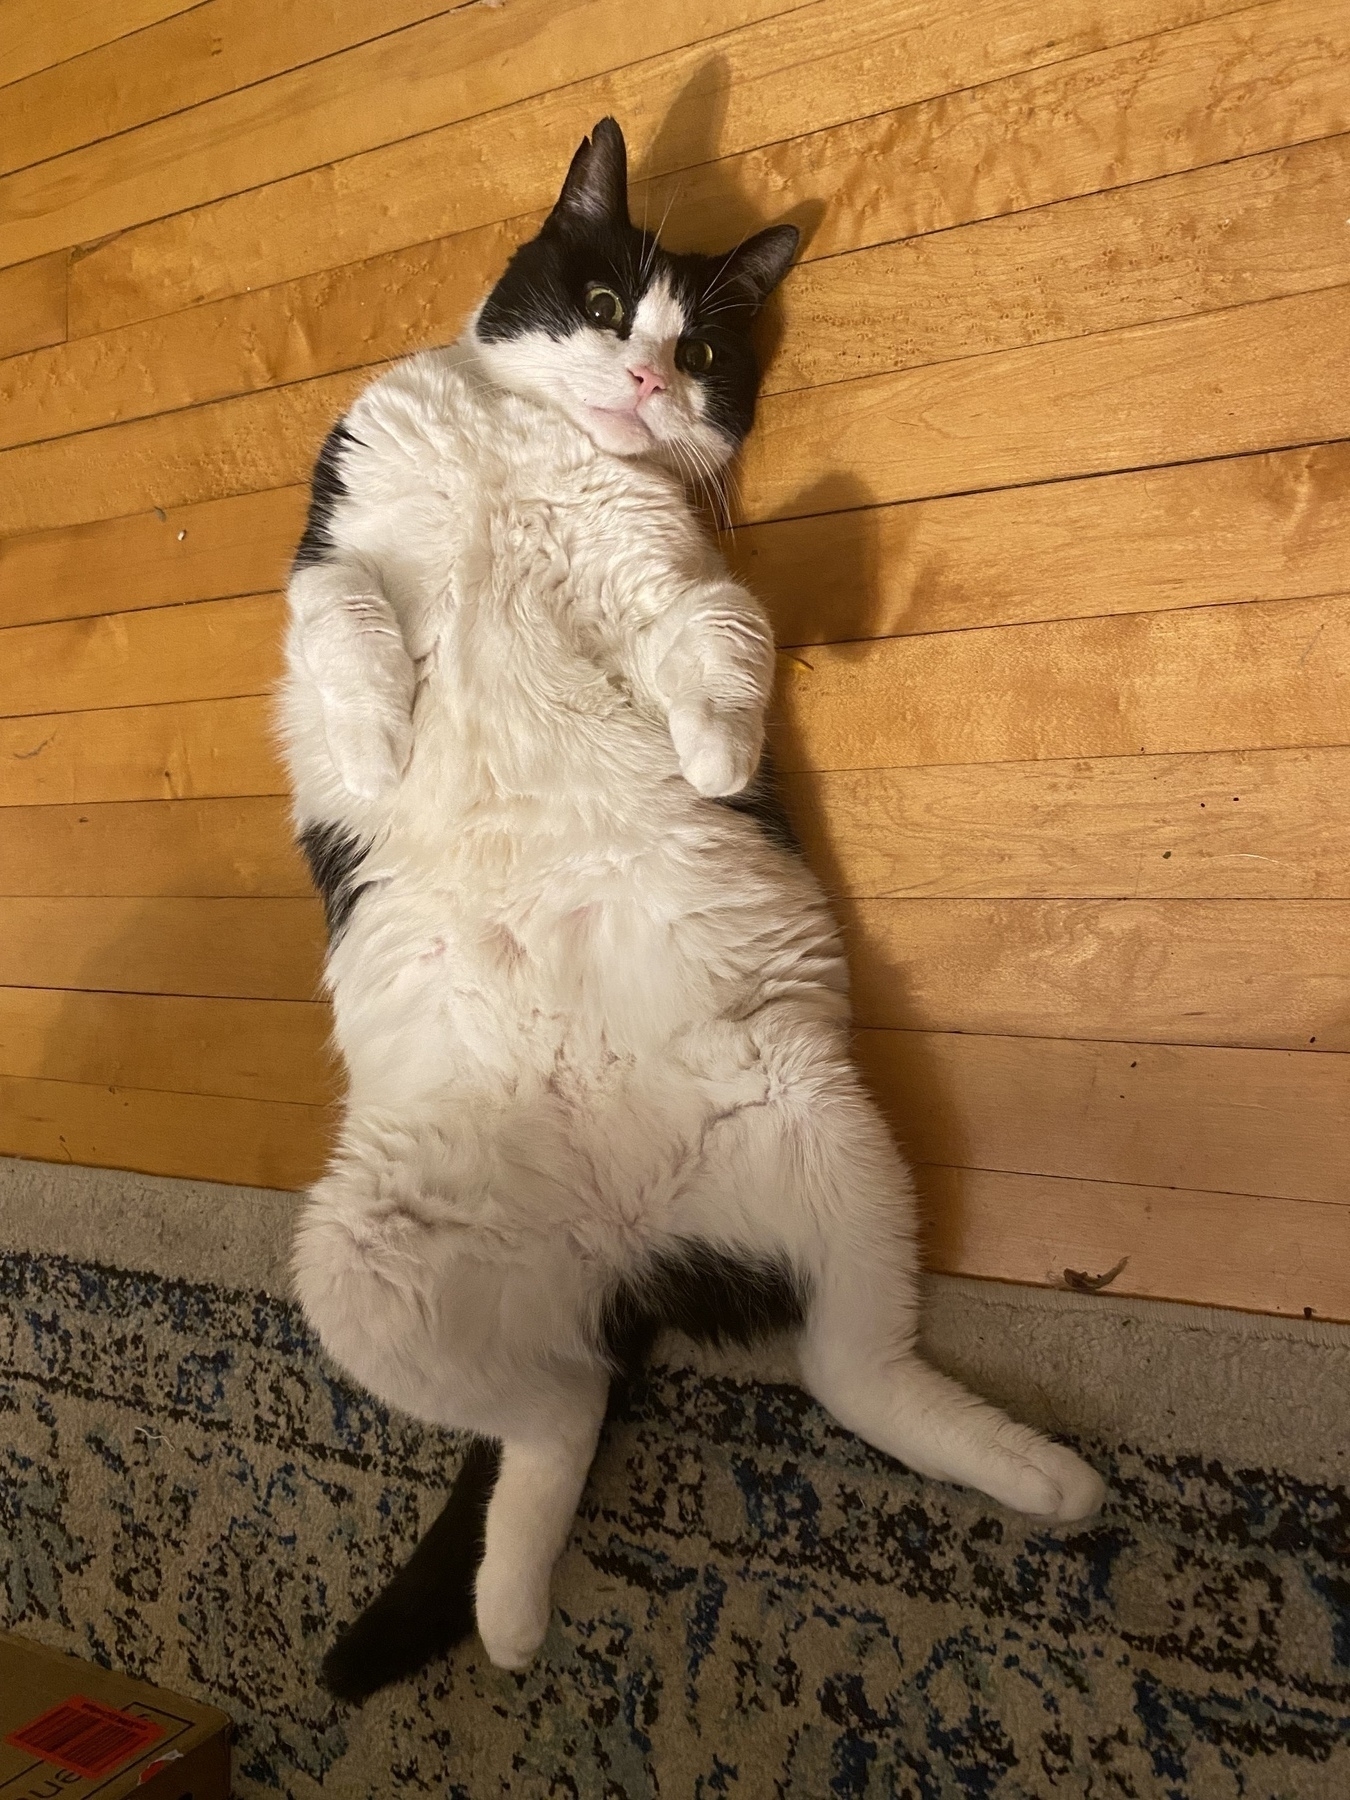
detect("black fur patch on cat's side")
[322,1436,501,1704]
[600,1240,809,1389]
[294,420,358,570]
[299,820,372,940]
[716,748,802,855]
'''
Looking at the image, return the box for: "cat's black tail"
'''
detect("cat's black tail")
[321,1436,501,1704]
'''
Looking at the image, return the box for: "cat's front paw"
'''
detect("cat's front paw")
[323,702,413,800]
[668,698,763,797]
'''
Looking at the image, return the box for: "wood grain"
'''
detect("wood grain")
[731,442,1350,647]
[0,252,66,362]
[0,0,474,178]
[0,0,197,88]
[741,285,1350,524]
[11,279,1350,539]
[0,1074,331,1189]
[774,594,1350,773]
[0,593,284,720]
[9,437,1344,642]
[843,899,1348,1050]
[64,0,1245,333]
[662,0,1350,270]
[0,368,371,536]
[767,134,1350,397]
[12,132,1350,458]
[7,746,1343,901]
[0,898,324,1000]
[0,488,306,631]
[0,988,334,1104]
[0,0,802,272]
[917,1165,1350,1319]
[857,1029,1349,1204]
[0,797,309,897]
[786,748,1350,900]
[0,697,284,808]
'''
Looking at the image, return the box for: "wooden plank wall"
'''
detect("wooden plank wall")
[1,0,1347,1318]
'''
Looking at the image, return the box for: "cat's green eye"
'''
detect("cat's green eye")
[584,284,625,329]
[677,338,714,375]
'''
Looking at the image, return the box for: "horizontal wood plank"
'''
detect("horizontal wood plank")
[0,1075,330,1189]
[787,747,1350,900]
[0,0,473,178]
[0,252,66,362]
[65,0,1248,333]
[0,988,334,1104]
[2,0,804,272]
[0,0,197,88]
[731,442,1350,646]
[741,284,1350,524]
[858,1029,1349,1205]
[774,594,1350,773]
[9,437,1345,642]
[0,593,284,720]
[0,888,1339,1050]
[11,132,1350,458]
[844,899,1348,1050]
[0,697,284,808]
[0,488,305,631]
[0,897,325,999]
[0,368,370,536]
[917,1164,1349,1319]
[0,797,309,896]
[7,746,1345,901]
[662,0,1350,272]
[769,133,1350,398]
[12,277,1350,539]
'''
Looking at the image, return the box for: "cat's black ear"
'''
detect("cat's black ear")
[553,117,630,227]
[719,224,800,308]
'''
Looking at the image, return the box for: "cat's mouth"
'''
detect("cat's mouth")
[582,402,657,452]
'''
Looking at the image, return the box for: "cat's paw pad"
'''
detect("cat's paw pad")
[475,1570,550,1671]
[669,699,762,798]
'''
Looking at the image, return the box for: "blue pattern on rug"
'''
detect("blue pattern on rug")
[2,1250,1347,1798]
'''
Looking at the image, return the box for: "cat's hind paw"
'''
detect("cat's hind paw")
[986,1434,1107,1523]
[475,1565,551,1671]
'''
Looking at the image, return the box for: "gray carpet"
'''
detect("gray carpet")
[2,1157,1347,1798]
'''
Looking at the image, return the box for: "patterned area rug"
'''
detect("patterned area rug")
[2,1247,1348,1799]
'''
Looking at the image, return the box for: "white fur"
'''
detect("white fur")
[281,327,1105,1671]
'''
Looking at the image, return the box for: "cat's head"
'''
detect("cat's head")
[472,118,798,472]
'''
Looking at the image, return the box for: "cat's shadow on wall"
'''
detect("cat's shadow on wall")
[627,53,969,1243]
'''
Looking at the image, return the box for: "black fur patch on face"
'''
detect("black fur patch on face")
[715,747,802,855]
[476,117,798,449]
[294,420,358,570]
[600,1239,810,1381]
[321,1436,500,1703]
[298,820,371,940]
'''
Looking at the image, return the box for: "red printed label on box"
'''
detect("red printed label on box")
[5,1695,165,1779]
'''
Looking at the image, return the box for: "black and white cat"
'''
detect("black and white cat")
[281,118,1104,1701]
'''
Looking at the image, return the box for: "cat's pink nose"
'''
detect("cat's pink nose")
[628,364,666,401]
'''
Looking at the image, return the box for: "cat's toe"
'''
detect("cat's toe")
[1015,1441,1107,1522]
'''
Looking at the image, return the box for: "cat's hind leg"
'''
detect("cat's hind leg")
[473,1364,609,1669]
[679,1031,1106,1522]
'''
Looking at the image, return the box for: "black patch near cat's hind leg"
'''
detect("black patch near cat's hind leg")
[600,1239,809,1384]
[321,1436,501,1704]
